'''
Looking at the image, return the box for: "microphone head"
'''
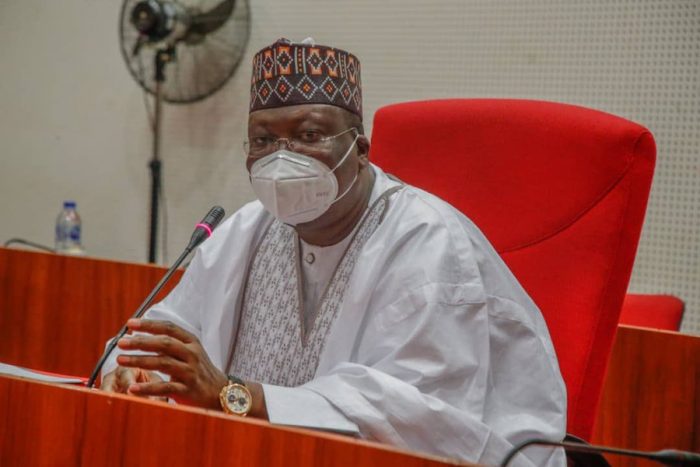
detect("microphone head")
[201,205,225,230]
[188,205,226,249]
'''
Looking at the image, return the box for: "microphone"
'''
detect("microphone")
[187,205,225,249]
[499,438,700,467]
[86,206,225,388]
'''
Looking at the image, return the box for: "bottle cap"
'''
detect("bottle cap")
[63,201,76,209]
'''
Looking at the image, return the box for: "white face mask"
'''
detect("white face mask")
[249,136,359,225]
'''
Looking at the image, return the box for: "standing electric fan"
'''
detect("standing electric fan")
[119,0,250,262]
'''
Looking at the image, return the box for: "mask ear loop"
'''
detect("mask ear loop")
[330,133,360,172]
[330,134,361,205]
[331,170,359,205]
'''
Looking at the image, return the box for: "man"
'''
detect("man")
[102,38,566,466]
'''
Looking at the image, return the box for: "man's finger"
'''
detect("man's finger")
[115,366,138,392]
[117,334,191,362]
[100,372,118,392]
[128,380,188,398]
[117,354,189,379]
[127,319,196,344]
[102,367,138,393]
[135,369,163,384]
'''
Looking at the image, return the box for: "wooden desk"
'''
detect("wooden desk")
[1,247,698,465]
[592,325,700,466]
[0,375,463,467]
[0,247,180,375]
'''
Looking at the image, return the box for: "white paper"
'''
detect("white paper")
[0,362,85,384]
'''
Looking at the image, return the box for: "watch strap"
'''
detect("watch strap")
[228,374,245,386]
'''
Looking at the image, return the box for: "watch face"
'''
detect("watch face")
[225,384,252,415]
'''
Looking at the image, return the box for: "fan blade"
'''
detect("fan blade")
[189,0,235,35]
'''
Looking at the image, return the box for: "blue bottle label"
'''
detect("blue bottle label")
[56,223,80,243]
[69,225,81,242]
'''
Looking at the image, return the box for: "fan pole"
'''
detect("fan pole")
[148,47,173,264]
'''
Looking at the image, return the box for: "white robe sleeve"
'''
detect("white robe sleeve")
[262,384,359,434]
[267,281,565,467]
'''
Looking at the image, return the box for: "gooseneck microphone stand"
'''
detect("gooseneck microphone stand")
[86,205,225,388]
[86,244,189,388]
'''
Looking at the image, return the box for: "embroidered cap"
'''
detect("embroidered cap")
[250,38,363,120]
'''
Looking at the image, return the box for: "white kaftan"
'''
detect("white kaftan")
[104,164,566,467]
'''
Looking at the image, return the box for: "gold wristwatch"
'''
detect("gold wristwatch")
[219,375,253,416]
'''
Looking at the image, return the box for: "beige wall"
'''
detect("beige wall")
[1,0,698,333]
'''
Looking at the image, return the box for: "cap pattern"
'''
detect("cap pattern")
[250,39,362,119]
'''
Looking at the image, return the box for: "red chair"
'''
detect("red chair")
[620,293,684,331]
[369,99,655,441]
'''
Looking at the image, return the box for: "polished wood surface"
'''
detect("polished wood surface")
[592,325,700,466]
[2,248,698,466]
[0,375,464,467]
[0,247,182,376]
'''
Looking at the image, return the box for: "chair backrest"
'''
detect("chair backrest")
[369,99,655,440]
[620,294,684,331]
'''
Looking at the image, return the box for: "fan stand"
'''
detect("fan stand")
[148,46,175,264]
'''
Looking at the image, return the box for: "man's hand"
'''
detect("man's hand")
[101,366,164,397]
[112,318,229,410]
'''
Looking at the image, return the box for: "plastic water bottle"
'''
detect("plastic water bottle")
[55,201,85,255]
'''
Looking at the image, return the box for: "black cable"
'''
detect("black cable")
[500,438,700,467]
[3,238,55,253]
